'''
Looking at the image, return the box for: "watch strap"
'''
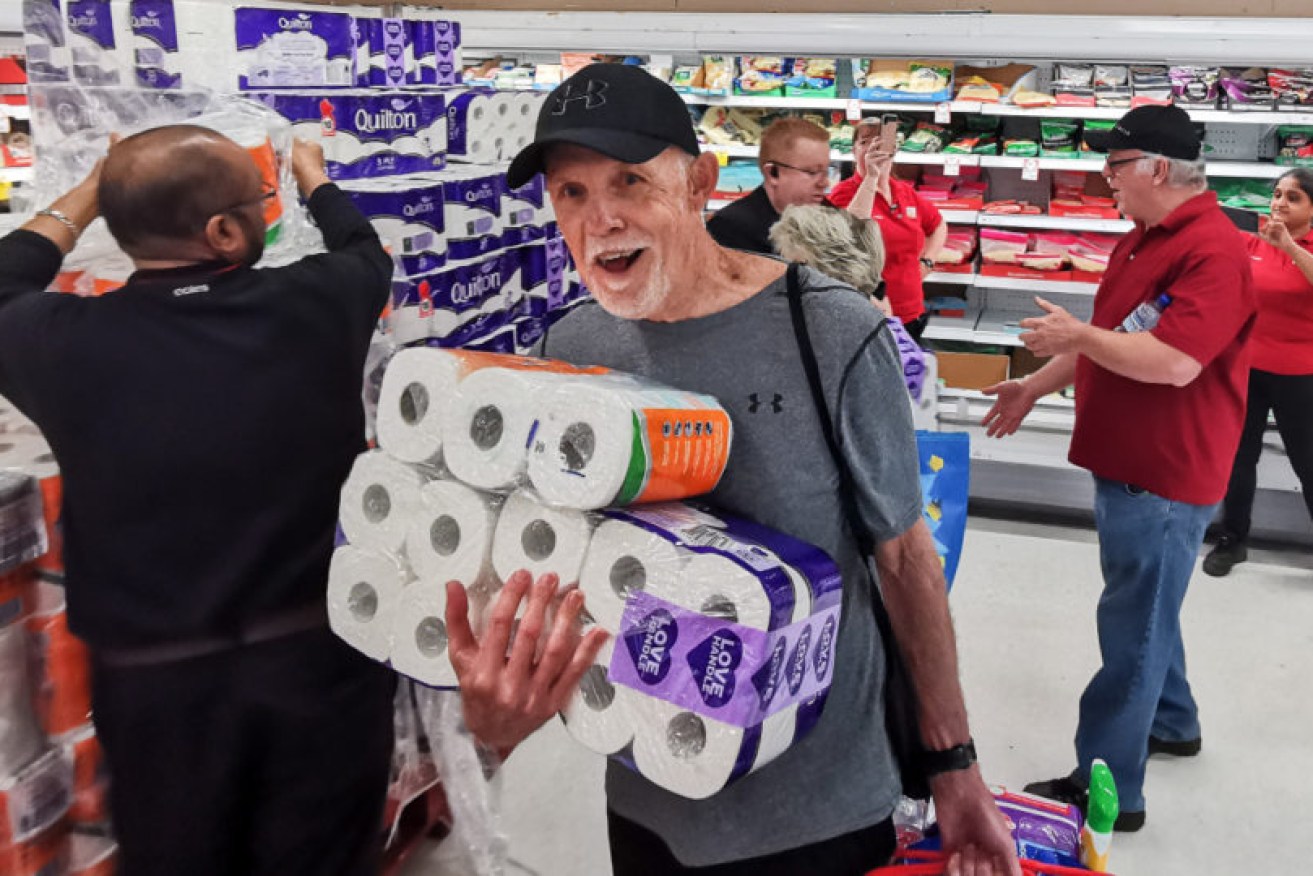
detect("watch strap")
[916,738,977,778]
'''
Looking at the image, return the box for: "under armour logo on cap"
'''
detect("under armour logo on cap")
[552,79,609,115]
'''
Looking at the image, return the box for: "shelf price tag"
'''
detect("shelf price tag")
[846,99,862,122]
[1021,158,1040,181]
[713,150,729,168]
[935,102,952,124]
[943,155,962,177]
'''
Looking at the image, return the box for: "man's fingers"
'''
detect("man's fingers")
[479,570,533,668]
[532,588,593,685]
[1018,316,1043,330]
[547,625,612,712]
[504,573,559,680]
[444,580,478,673]
[1033,295,1058,313]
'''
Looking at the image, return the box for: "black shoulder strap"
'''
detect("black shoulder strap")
[784,262,874,559]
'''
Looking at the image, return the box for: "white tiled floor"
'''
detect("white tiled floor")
[404,517,1313,875]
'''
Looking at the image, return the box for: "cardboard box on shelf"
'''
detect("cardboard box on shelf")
[1010,347,1048,379]
[937,351,1010,390]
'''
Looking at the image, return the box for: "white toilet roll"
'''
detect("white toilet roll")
[338,450,429,554]
[527,376,731,510]
[404,479,500,589]
[578,519,687,633]
[655,553,798,632]
[327,545,410,662]
[388,578,460,688]
[376,346,469,465]
[490,489,595,586]
[440,366,565,492]
[630,698,756,800]
[561,638,641,756]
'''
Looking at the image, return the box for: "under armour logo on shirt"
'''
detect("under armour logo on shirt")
[748,393,784,414]
[552,80,609,115]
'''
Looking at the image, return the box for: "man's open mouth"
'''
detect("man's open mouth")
[595,249,645,274]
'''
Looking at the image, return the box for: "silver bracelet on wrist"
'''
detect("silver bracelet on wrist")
[36,208,81,236]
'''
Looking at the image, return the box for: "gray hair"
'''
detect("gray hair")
[1140,152,1208,190]
[769,205,886,296]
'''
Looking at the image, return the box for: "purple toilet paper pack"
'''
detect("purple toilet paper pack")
[340,178,447,276]
[607,505,842,732]
[441,169,506,262]
[258,91,445,179]
[235,8,355,90]
[67,0,121,86]
[366,18,412,89]
[509,240,567,320]
[503,174,552,248]
[128,0,180,89]
[24,0,72,84]
[408,20,435,86]
[398,252,513,346]
[433,20,461,86]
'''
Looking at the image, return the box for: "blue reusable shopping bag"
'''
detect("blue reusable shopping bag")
[916,430,970,590]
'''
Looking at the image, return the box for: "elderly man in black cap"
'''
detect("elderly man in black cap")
[982,105,1256,831]
[442,62,1020,876]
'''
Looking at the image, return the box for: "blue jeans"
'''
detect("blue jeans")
[1073,477,1216,812]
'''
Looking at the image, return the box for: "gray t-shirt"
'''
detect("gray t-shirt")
[540,265,923,866]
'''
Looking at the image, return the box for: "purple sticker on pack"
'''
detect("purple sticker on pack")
[234,8,355,90]
[435,48,460,87]
[129,0,180,89]
[260,92,444,179]
[368,18,408,88]
[433,20,461,52]
[67,0,120,85]
[514,315,545,352]
[612,593,841,728]
[545,236,569,311]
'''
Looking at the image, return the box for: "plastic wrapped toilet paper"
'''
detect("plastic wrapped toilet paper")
[339,176,447,276]
[561,638,643,756]
[503,173,553,248]
[327,545,411,662]
[24,0,73,84]
[441,365,575,491]
[427,252,511,344]
[365,17,412,88]
[67,0,126,86]
[235,7,355,89]
[338,449,430,554]
[389,578,462,688]
[257,91,446,180]
[491,489,595,586]
[439,166,505,261]
[528,374,733,510]
[629,700,764,800]
[376,346,470,464]
[128,0,181,88]
[407,19,435,85]
[404,479,501,589]
[445,91,506,165]
[578,519,688,633]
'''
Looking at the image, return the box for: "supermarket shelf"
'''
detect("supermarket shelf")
[1,105,30,121]
[1205,161,1288,179]
[682,92,1313,126]
[940,386,1075,409]
[924,324,1023,347]
[978,214,1133,233]
[925,271,975,285]
[979,155,1105,172]
[706,142,850,162]
[0,167,32,184]
[974,275,1101,295]
[940,210,979,224]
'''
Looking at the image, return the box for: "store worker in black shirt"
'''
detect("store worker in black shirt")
[0,127,395,876]
[706,116,834,254]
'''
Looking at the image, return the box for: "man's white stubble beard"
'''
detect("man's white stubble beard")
[587,248,673,321]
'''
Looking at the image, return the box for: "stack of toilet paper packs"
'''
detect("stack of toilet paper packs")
[329,347,844,799]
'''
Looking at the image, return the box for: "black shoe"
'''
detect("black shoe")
[1024,775,1147,833]
[1022,775,1086,808]
[1203,536,1247,577]
[1114,809,1146,832]
[1148,735,1202,757]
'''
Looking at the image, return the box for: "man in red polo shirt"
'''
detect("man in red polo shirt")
[978,105,1255,833]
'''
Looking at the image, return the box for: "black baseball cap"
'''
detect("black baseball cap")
[1085,104,1201,161]
[506,63,701,188]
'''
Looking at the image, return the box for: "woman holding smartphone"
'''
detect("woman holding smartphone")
[828,116,947,340]
[1205,168,1313,576]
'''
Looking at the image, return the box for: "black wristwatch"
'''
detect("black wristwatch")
[917,739,977,778]
[919,256,935,270]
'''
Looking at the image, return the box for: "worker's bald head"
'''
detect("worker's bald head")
[100,124,266,261]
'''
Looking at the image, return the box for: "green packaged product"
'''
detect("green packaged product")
[1041,119,1081,152]
[1004,139,1040,157]
[901,121,949,153]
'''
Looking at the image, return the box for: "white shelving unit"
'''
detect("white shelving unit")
[973,276,1101,295]
[0,167,31,184]
[977,214,1133,233]
[924,324,1025,347]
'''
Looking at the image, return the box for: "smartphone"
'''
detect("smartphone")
[879,115,900,153]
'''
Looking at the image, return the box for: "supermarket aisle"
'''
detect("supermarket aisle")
[405,517,1313,875]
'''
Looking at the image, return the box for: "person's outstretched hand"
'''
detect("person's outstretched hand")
[980,378,1037,438]
[446,570,609,757]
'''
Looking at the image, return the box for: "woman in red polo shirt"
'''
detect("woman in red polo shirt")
[1205,168,1313,576]
[829,118,947,341]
